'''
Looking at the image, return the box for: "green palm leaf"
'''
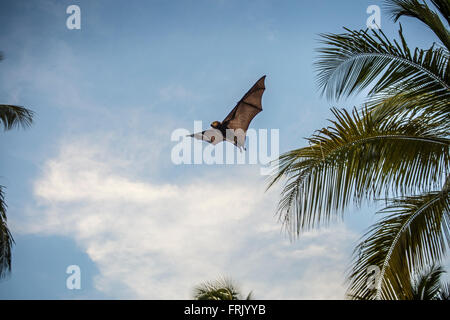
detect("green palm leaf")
[347,185,450,300]
[269,107,449,234]
[0,54,34,131]
[367,90,450,129]
[437,282,450,300]
[429,0,450,25]
[0,105,34,131]
[316,27,449,103]
[193,278,252,300]
[0,186,14,278]
[386,0,450,50]
[411,263,446,300]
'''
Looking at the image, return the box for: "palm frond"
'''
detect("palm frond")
[269,107,449,235]
[0,105,34,131]
[347,186,450,300]
[316,27,449,103]
[367,90,450,129]
[385,0,450,50]
[430,0,450,25]
[0,186,14,278]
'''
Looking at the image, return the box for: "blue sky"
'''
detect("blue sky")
[0,0,446,299]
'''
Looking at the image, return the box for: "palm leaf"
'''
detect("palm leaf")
[269,107,449,235]
[193,277,251,300]
[316,27,449,103]
[437,282,450,300]
[0,186,14,278]
[347,186,450,300]
[367,90,450,129]
[430,0,450,25]
[411,263,445,300]
[0,53,34,131]
[0,105,34,131]
[385,0,450,50]
[0,52,34,278]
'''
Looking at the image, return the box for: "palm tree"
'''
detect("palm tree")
[0,51,34,278]
[193,277,253,300]
[268,0,449,299]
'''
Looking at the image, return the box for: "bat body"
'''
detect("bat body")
[188,75,266,151]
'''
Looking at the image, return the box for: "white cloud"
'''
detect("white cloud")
[17,137,358,299]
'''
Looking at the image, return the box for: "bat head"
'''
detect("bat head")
[210,121,221,129]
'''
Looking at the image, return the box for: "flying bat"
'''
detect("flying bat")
[188,75,266,151]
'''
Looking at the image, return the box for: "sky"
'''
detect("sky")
[0,0,447,299]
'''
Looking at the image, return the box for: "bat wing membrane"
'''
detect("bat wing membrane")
[222,75,265,133]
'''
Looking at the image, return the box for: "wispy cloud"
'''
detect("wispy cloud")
[16,134,357,299]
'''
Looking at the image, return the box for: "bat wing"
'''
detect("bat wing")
[222,75,265,133]
[188,129,224,145]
